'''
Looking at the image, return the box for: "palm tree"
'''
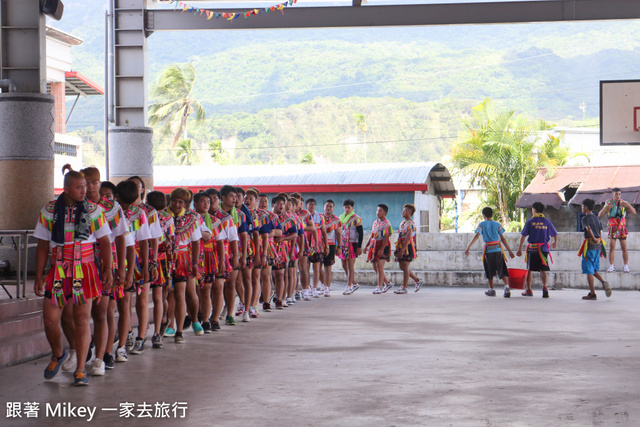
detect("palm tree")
[208,139,230,165]
[450,98,571,226]
[300,152,315,164]
[176,138,198,165]
[149,63,205,147]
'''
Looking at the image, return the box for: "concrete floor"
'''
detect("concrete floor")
[1,285,639,426]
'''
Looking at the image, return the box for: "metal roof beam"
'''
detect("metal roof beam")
[145,0,640,32]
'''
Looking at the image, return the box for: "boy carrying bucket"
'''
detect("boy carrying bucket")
[465,207,515,297]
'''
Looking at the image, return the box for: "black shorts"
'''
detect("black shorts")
[483,252,509,279]
[323,245,336,267]
[309,251,325,264]
[527,251,551,272]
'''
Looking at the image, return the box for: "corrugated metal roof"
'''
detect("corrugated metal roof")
[154,162,456,196]
[516,165,640,209]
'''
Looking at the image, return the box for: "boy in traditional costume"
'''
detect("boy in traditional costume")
[167,188,205,343]
[292,193,316,301]
[339,199,364,295]
[516,202,558,298]
[306,198,329,298]
[580,199,611,300]
[145,191,175,347]
[34,168,113,385]
[465,207,515,297]
[114,181,151,362]
[321,199,341,297]
[394,204,426,294]
[598,187,636,272]
[364,204,394,294]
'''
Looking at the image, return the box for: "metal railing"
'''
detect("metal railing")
[0,230,36,299]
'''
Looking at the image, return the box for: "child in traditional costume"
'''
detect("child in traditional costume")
[394,204,426,294]
[580,199,611,300]
[364,204,394,294]
[339,199,364,295]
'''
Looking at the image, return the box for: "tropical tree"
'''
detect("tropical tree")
[450,98,577,227]
[300,152,315,164]
[149,63,205,147]
[208,139,229,165]
[176,138,198,165]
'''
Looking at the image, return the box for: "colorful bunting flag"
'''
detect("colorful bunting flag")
[170,0,297,22]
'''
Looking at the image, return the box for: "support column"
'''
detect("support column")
[108,126,153,189]
[0,93,54,230]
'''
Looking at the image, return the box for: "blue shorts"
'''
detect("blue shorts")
[581,249,600,275]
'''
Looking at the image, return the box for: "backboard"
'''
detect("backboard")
[600,80,640,146]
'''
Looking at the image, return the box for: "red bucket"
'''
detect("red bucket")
[508,268,528,290]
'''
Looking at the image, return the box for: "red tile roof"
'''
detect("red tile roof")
[516,165,640,209]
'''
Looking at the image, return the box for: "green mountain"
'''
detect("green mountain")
[55,1,640,165]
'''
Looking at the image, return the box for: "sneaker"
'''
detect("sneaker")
[295,292,302,300]
[382,282,394,293]
[61,348,77,372]
[90,359,105,376]
[603,281,612,297]
[202,321,212,333]
[285,297,293,304]
[263,302,272,312]
[351,283,360,293]
[174,332,185,343]
[522,290,533,297]
[125,330,134,351]
[103,353,115,370]
[288,297,296,304]
[183,315,192,329]
[503,287,511,298]
[317,284,325,296]
[130,338,145,355]
[242,311,250,322]
[312,288,320,298]
[394,287,408,294]
[485,289,496,297]
[276,300,284,310]
[542,287,549,299]
[607,264,615,273]
[163,327,176,338]
[343,285,352,295]
[324,288,331,297]
[219,307,227,320]
[302,290,311,301]
[192,321,204,336]
[211,321,221,331]
[415,279,424,293]
[225,315,236,325]
[116,346,128,363]
[152,333,163,348]
[235,303,245,316]
[281,300,289,308]
[582,293,597,300]
[44,349,68,380]
[623,265,630,273]
[373,287,382,294]
[73,370,89,386]
[249,307,258,318]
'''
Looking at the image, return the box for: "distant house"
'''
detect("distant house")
[153,162,456,232]
[516,165,640,232]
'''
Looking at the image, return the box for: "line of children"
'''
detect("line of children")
[36,168,620,387]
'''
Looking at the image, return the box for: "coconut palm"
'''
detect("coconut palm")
[450,98,574,227]
[176,138,198,165]
[149,63,205,147]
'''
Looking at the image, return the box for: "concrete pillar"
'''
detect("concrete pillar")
[108,126,154,189]
[0,93,55,230]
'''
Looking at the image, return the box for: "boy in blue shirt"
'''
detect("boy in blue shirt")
[579,198,611,300]
[516,202,558,298]
[465,207,515,297]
